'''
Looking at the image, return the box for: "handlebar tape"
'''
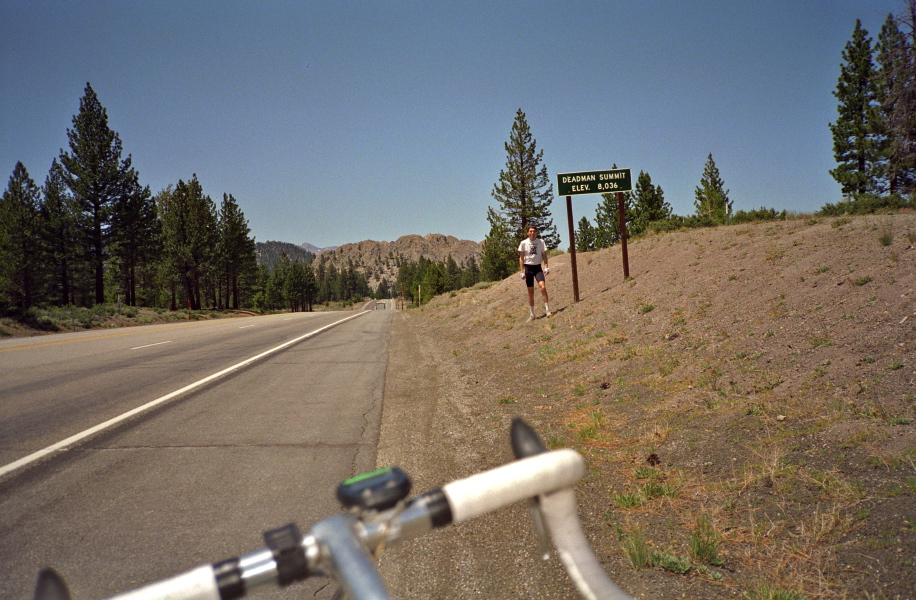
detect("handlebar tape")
[106,565,220,600]
[541,489,635,600]
[441,449,584,524]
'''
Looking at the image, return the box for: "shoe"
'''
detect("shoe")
[526,315,534,322]
[545,311,553,317]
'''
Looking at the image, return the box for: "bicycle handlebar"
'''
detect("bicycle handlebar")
[35,418,633,600]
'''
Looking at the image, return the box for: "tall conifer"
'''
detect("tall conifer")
[490,109,560,249]
[59,83,136,304]
[830,21,882,196]
[876,12,916,194]
[40,159,79,306]
[694,154,732,224]
[0,163,43,308]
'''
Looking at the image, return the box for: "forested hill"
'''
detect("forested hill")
[255,241,316,268]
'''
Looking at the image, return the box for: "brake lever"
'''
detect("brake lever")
[510,417,553,560]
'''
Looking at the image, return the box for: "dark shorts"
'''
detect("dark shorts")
[524,264,545,287]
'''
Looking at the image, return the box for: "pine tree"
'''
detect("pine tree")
[157,176,218,310]
[694,154,733,224]
[630,170,672,235]
[481,206,517,281]
[111,170,159,306]
[594,190,633,249]
[218,193,256,309]
[59,83,136,304]
[0,162,44,308]
[575,216,596,252]
[876,11,916,195]
[40,159,79,306]
[302,262,317,311]
[491,109,560,248]
[830,21,882,196]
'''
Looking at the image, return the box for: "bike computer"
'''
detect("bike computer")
[337,466,411,512]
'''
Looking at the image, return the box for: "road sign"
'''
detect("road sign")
[557,168,632,196]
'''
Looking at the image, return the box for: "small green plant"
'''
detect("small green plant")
[642,479,679,499]
[689,516,724,566]
[852,275,872,286]
[746,585,808,600]
[622,530,654,569]
[879,230,894,246]
[888,361,903,371]
[573,382,587,396]
[654,551,692,574]
[498,396,516,404]
[612,492,644,508]
[634,466,660,479]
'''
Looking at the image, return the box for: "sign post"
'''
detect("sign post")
[556,168,633,302]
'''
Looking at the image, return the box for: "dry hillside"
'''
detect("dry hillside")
[405,213,916,599]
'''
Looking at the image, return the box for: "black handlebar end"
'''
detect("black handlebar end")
[510,416,547,459]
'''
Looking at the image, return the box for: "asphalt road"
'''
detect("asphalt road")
[0,306,391,600]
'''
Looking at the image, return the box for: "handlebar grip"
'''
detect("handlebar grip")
[441,449,584,524]
[106,565,219,600]
[541,489,635,600]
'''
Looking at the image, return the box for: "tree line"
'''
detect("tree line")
[393,255,481,305]
[0,84,385,315]
[0,84,261,312]
[830,5,916,201]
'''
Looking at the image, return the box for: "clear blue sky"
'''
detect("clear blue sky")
[0,0,897,249]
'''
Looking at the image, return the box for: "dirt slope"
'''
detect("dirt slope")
[380,213,916,600]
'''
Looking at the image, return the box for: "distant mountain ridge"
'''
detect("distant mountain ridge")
[299,242,337,255]
[308,234,483,290]
[255,241,315,268]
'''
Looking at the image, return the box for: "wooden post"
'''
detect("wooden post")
[617,191,629,279]
[565,195,580,302]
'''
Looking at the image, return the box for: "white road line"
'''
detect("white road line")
[131,341,173,350]
[0,311,370,479]
[239,325,256,329]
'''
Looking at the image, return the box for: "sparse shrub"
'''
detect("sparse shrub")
[730,207,786,224]
[634,466,660,479]
[819,193,915,216]
[654,551,692,574]
[612,492,644,508]
[622,530,654,569]
[689,516,724,566]
[642,479,679,499]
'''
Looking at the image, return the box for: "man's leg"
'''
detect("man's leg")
[538,281,551,316]
[527,286,535,320]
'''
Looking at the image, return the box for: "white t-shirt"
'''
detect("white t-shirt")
[518,238,547,265]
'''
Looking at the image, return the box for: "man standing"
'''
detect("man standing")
[518,225,551,321]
